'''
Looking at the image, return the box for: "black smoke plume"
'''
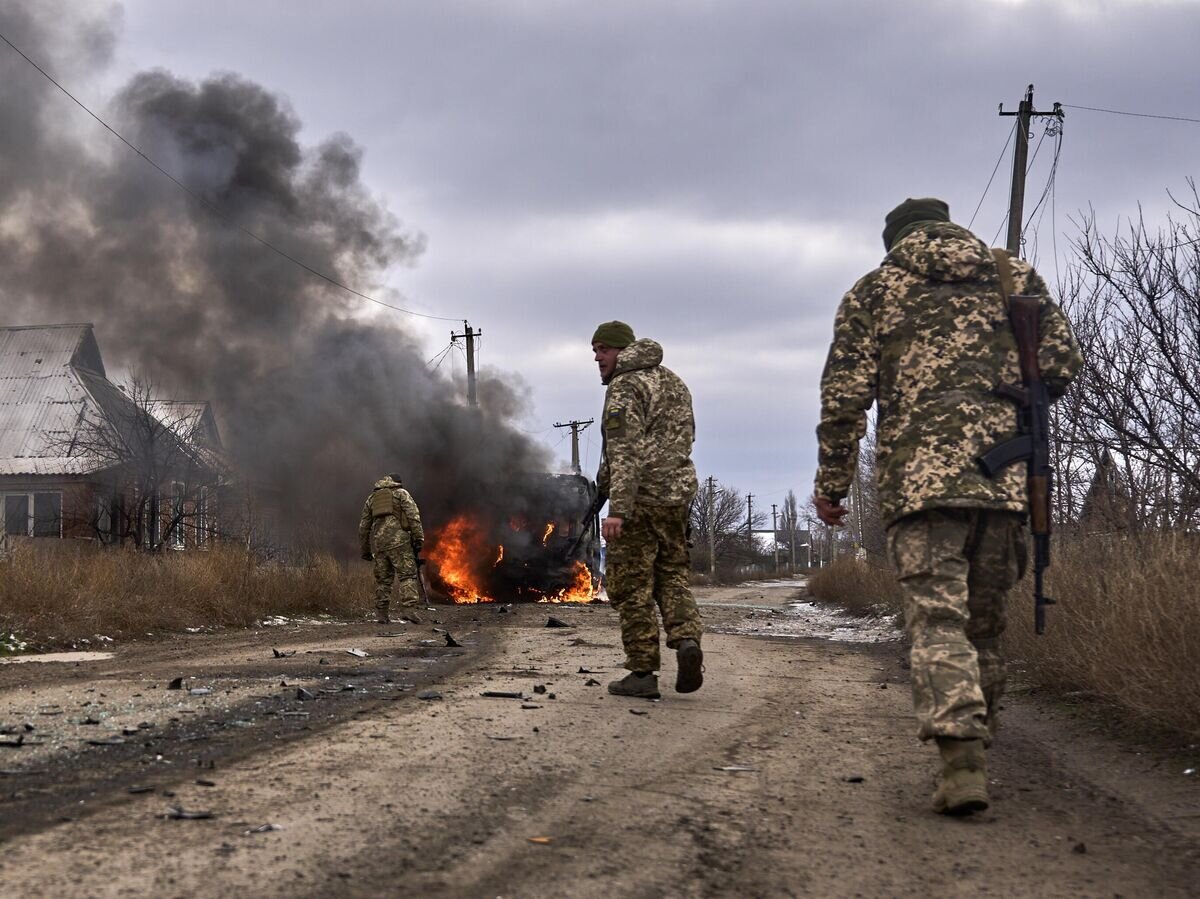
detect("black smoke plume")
[0,2,557,557]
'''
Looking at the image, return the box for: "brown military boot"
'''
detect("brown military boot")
[675,639,704,693]
[398,605,423,624]
[607,672,661,700]
[375,602,390,625]
[932,737,989,816]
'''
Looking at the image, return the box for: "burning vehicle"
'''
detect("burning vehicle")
[425,473,603,604]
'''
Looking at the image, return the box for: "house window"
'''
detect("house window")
[2,492,63,537]
[169,482,185,549]
[4,495,29,536]
[197,487,209,548]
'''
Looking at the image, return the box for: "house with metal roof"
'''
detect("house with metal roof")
[0,323,225,549]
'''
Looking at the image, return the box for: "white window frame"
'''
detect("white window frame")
[197,486,210,548]
[1,491,63,538]
[169,482,186,550]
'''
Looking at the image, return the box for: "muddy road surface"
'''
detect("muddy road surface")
[1,581,1197,898]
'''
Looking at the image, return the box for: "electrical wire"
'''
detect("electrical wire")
[0,28,463,324]
[1063,103,1200,125]
[968,120,1017,229]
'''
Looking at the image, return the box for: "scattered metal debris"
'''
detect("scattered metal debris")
[528,836,554,845]
[481,691,524,699]
[189,687,213,696]
[272,648,296,658]
[444,633,462,648]
[584,678,600,687]
[244,823,284,835]
[167,677,184,690]
[545,617,571,628]
[416,690,443,701]
[844,776,865,784]
[533,684,548,694]
[296,688,316,701]
[196,779,216,787]
[86,737,126,746]
[521,704,542,710]
[346,648,369,659]
[163,806,214,820]
[714,765,757,772]
[629,709,648,716]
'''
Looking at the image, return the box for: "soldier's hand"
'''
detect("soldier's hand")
[361,550,373,561]
[814,495,849,527]
[601,516,624,541]
[413,539,424,555]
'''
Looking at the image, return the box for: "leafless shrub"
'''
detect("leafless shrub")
[805,557,902,618]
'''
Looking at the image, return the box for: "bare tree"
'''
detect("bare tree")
[51,378,225,550]
[689,478,768,575]
[1060,192,1200,531]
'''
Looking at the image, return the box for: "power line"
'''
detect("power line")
[0,27,462,324]
[1063,103,1200,125]
[968,120,1017,229]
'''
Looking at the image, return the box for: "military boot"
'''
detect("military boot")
[675,639,704,693]
[399,606,423,624]
[375,602,390,625]
[607,672,661,700]
[932,737,989,816]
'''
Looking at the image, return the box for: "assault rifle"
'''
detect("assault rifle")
[977,293,1055,634]
[410,534,430,606]
[566,490,608,559]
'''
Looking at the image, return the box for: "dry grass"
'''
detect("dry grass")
[806,557,903,617]
[0,543,372,649]
[1006,532,1200,740]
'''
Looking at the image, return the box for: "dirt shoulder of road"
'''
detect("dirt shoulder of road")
[1,584,1197,898]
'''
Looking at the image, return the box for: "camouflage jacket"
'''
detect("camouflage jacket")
[815,221,1083,526]
[597,339,698,517]
[358,477,424,555]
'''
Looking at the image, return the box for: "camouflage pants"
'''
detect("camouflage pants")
[605,504,703,672]
[886,509,1027,744]
[373,542,421,613]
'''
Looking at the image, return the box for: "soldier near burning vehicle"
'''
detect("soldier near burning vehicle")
[358,474,425,625]
[814,198,1082,815]
[591,321,704,699]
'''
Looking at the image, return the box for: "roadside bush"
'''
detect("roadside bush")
[0,543,372,648]
[1006,532,1200,740]
[806,557,902,617]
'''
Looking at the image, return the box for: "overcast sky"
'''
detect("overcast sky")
[52,0,1200,508]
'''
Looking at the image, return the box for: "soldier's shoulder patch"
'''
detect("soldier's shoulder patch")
[604,406,626,437]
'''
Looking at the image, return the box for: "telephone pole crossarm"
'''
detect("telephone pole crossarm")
[998,84,1065,258]
[450,321,483,407]
[553,419,594,476]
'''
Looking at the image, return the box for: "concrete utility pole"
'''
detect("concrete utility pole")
[999,84,1064,258]
[706,476,717,576]
[553,419,593,475]
[746,493,754,555]
[771,503,780,573]
[450,321,482,407]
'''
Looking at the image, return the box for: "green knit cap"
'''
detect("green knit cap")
[882,197,950,250]
[591,320,635,348]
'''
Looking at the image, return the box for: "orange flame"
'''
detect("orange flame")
[541,522,555,546]
[537,561,597,604]
[493,545,504,567]
[426,514,496,604]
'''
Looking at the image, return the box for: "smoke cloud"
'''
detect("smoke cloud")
[0,2,554,555]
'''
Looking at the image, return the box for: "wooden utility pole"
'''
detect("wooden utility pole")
[553,419,593,475]
[771,503,780,573]
[999,85,1064,258]
[746,493,754,555]
[706,476,717,576]
[450,321,482,407]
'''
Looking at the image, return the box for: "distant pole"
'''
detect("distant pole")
[999,85,1064,258]
[450,321,482,407]
[553,419,594,475]
[746,493,754,555]
[706,476,717,576]
[771,503,780,573]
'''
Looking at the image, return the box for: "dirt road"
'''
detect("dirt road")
[1,581,1197,897]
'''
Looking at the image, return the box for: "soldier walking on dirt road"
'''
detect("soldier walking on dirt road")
[813,198,1082,815]
[592,321,704,699]
[359,474,425,625]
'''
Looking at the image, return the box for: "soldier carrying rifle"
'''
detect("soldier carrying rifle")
[813,198,1082,815]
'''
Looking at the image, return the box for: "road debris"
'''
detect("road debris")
[714,765,757,772]
[296,688,316,701]
[163,806,215,820]
[346,649,369,659]
[545,617,572,628]
[844,776,865,784]
[528,836,554,845]
[416,690,443,701]
[271,648,295,658]
[584,678,600,687]
[244,823,284,835]
[86,737,126,746]
[481,691,524,699]
[128,786,154,794]
[629,709,648,716]
[189,687,213,696]
[533,684,547,694]
[444,633,462,647]
[167,677,185,690]
[521,704,543,710]
[0,734,25,748]
[1073,842,1087,854]
[196,779,216,787]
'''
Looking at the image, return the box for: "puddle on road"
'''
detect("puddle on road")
[707,601,900,644]
[0,651,116,665]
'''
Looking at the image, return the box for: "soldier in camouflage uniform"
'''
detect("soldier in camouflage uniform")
[592,321,704,699]
[814,198,1082,815]
[358,474,425,625]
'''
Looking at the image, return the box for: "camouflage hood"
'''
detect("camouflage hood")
[885,222,994,284]
[373,476,401,490]
[612,338,664,379]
